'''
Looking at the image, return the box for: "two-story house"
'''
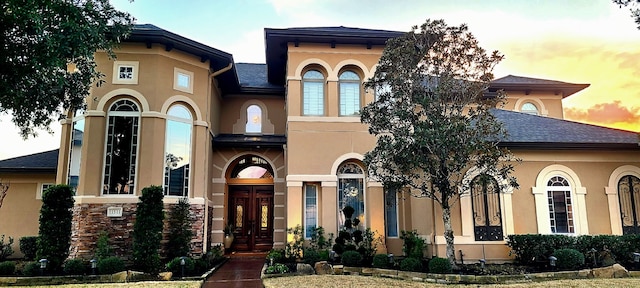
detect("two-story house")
[1,24,639,262]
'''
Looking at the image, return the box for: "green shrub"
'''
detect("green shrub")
[132,185,164,274]
[318,250,330,261]
[400,257,423,272]
[265,263,288,274]
[166,198,193,260]
[97,256,125,275]
[303,248,321,265]
[341,250,362,266]
[37,184,74,273]
[95,231,111,260]
[400,230,425,259]
[309,227,333,250]
[372,254,391,268]
[193,258,208,275]
[266,249,285,264]
[0,261,16,276]
[63,259,86,275]
[166,257,195,277]
[554,248,585,271]
[285,225,304,260]
[506,234,575,266]
[428,257,452,274]
[0,235,14,261]
[21,262,39,276]
[19,236,38,261]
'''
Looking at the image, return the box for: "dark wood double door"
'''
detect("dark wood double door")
[228,185,274,252]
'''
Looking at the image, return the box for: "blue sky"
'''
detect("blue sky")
[1,0,639,160]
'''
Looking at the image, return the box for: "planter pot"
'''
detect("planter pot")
[223,235,234,249]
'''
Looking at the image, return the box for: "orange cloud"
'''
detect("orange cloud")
[565,101,640,131]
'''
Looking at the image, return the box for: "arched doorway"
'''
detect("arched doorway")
[227,155,274,252]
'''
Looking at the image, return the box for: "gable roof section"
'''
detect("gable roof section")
[235,63,285,95]
[0,149,58,173]
[122,24,241,94]
[491,75,589,98]
[265,26,404,85]
[493,109,640,149]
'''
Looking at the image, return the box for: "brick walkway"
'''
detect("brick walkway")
[202,253,266,288]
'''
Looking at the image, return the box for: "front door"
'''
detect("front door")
[228,185,274,251]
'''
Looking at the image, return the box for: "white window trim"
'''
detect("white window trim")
[458,170,514,244]
[336,163,367,230]
[532,164,588,235]
[304,183,319,239]
[101,99,141,196]
[38,183,55,199]
[605,165,640,235]
[338,70,362,117]
[163,104,193,197]
[173,67,194,94]
[112,61,139,85]
[385,189,400,238]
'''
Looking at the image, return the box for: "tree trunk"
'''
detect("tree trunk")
[442,205,457,268]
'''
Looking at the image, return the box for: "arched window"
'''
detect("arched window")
[521,102,539,115]
[245,104,262,134]
[103,99,140,195]
[619,175,640,234]
[68,109,85,191]
[471,174,503,241]
[337,162,365,229]
[164,104,192,196]
[339,71,361,116]
[302,70,325,116]
[547,176,573,233]
[230,155,274,179]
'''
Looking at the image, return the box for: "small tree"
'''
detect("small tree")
[36,185,74,272]
[132,185,164,274]
[166,197,193,260]
[361,19,518,267]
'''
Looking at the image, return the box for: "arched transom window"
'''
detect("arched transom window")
[103,99,140,195]
[164,104,193,197]
[337,162,365,229]
[339,71,361,116]
[230,155,274,179]
[302,70,325,116]
[521,102,539,115]
[547,176,573,233]
[619,175,640,235]
[471,174,503,241]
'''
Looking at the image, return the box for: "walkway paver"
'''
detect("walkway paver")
[203,254,266,288]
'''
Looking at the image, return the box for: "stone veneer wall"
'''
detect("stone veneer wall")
[69,203,206,261]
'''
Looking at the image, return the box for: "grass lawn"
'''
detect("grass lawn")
[10,281,201,288]
[263,275,640,287]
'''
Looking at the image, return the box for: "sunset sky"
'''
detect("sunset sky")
[0,0,639,160]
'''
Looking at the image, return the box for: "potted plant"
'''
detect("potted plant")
[223,223,235,249]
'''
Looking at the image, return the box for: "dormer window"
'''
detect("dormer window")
[521,102,539,115]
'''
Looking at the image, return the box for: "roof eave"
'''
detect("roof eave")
[499,142,640,150]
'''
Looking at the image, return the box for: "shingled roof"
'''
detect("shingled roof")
[235,63,285,95]
[0,149,58,173]
[491,75,589,98]
[493,109,640,149]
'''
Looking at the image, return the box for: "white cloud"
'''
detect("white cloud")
[0,115,60,160]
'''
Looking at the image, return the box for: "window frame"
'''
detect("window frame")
[304,183,319,239]
[338,70,361,116]
[520,102,539,115]
[102,99,141,196]
[302,69,326,116]
[337,162,366,230]
[384,188,399,238]
[618,175,640,235]
[163,104,193,197]
[38,183,55,199]
[546,176,574,234]
[470,175,504,241]
[112,61,139,85]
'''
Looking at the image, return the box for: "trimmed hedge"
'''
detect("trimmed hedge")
[400,257,423,272]
[372,254,391,269]
[19,236,38,261]
[341,250,363,266]
[507,234,640,268]
[97,256,125,275]
[63,259,86,275]
[428,257,451,274]
[0,261,15,276]
[554,248,585,271]
[166,257,195,277]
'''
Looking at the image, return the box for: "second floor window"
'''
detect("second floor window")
[103,99,140,195]
[339,71,361,116]
[302,70,325,116]
[164,104,193,197]
[521,102,539,115]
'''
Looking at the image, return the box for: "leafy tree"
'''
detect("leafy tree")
[166,197,193,260]
[36,185,74,273]
[132,185,164,274]
[614,0,640,28]
[0,0,133,138]
[361,19,518,267]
